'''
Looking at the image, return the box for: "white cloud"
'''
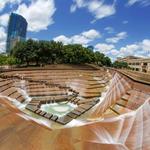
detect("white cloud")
[119,44,139,56]
[54,35,71,44]
[94,43,119,61]
[70,5,77,13]
[94,39,150,60]
[71,35,90,45]
[0,27,7,53]
[82,29,101,39]
[119,39,150,58]
[104,26,114,34]
[16,0,56,32]
[0,0,21,11]
[110,49,119,56]
[106,32,127,43]
[95,43,115,53]
[127,0,150,6]
[142,39,150,51]
[54,29,101,45]
[70,0,84,12]
[0,13,9,27]
[70,0,116,22]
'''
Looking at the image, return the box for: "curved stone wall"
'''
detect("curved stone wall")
[0,66,149,150]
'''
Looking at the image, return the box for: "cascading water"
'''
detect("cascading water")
[0,71,113,128]
[90,73,132,118]
[0,79,32,111]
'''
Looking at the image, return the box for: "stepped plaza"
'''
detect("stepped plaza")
[0,64,149,150]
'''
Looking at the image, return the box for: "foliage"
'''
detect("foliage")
[11,39,112,66]
[94,52,112,66]
[0,54,17,66]
[113,61,128,69]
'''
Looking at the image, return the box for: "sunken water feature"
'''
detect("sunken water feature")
[40,102,77,117]
[0,66,150,150]
[0,67,110,125]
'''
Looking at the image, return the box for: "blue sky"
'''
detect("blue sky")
[0,0,150,60]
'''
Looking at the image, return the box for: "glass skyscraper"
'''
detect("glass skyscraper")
[6,13,28,53]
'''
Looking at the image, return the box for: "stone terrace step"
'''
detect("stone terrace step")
[78,104,93,111]
[0,83,13,93]
[28,91,67,97]
[0,80,13,89]
[26,105,38,112]
[72,98,80,104]
[51,115,58,121]
[39,111,47,116]
[71,110,82,116]
[0,78,7,82]
[1,88,17,97]
[122,94,130,101]
[17,95,25,103]
[9,91,22,99]
[67,112,78,119]
[74,107,87,114]
[56,116,73,125]
[27,103,40,108]
[44,113,53,119]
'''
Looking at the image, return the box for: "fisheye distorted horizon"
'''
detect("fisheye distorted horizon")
[0,0,150,60]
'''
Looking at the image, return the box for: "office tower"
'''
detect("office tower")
[6,13,28,53]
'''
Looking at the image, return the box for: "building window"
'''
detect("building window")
[142,69,147,72]
[143,63,147,66]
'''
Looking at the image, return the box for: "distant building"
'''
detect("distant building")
[6,13,28,53]
[117,56,150,73]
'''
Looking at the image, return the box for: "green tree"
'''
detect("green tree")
[6,56,17,65]
[11,39,112,67]
[102,56,112,67]
[113,61,128,69]
[0,54,7,65]
[94,52,105,66]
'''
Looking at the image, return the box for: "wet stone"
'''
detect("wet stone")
[67,112,78,119]
[56,116,73,125]
[75,107,86,113]
[71,110,82,116]
[44,113,53,119]
[40,111,46,116]
[36,109,42,114]
[26,105,38,112]
[79,104,93,110]
[87,101,96,106]
[51,115,58,121]
[94,99,100,103]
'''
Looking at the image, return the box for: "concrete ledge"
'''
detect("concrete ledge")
[56,116,73,125]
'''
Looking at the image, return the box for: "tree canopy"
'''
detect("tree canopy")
[0,54,17,66]
[10,39,112,67]
[113,61,128,69]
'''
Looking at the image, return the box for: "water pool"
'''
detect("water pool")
[40,102,77,117]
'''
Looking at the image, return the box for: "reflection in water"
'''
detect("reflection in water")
[40,102,77,117]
